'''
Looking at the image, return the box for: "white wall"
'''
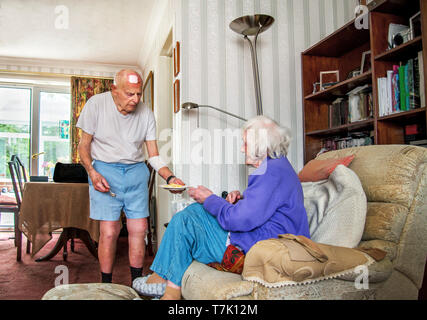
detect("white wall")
[139,0,358,245]
[174,0,357,193]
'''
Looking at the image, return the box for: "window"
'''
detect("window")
[38,91,71,178]
[0,87,32,181]
[0,83,70,180]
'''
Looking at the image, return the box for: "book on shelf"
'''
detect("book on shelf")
[321,131,373,153]
[399,64,407,111]
[408,56,421,109]
[328,98,349,128]
[347,85,373,123]
[404,123,426,143]
[391,65,400,112]
[419,51,426,108]
[409,139,427,148]
[379,52,424,117]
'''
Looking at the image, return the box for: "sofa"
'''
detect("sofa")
[42,144,427,300]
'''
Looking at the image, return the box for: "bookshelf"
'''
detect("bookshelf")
[301,0,427,163]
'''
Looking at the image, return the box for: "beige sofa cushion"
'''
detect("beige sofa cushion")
[316,145,426,208]
[362,202,407,243]
[181,261,253,300]
[42,283,142,300]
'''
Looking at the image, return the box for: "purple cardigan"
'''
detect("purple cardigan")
[203,156,310,254]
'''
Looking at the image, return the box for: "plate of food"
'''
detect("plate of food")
[160,183,187,191]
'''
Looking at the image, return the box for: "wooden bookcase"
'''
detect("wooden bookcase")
[302,0,427,163]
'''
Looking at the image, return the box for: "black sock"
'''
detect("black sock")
[130,266,143,282]
[101,272,112,283]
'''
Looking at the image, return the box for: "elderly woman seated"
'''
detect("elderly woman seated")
[133,115,310,300]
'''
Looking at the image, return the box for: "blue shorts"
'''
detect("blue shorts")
[88,160,150,221]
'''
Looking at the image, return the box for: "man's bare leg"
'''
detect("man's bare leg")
[127,218,148,280]
[98,220,121,281]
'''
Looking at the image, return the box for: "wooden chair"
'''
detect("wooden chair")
[146,162,156,257]
[8,155,31,261]
[0,194,19,257]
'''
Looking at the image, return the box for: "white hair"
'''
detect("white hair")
[242,115,291,162]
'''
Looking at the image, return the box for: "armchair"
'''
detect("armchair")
[181,144,427,300]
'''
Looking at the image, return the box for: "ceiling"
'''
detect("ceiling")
[0,0,156,66]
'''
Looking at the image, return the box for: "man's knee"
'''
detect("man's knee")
[100,221,121,241]
[127,218,148,237]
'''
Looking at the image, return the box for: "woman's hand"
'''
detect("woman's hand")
[226,190,242,204]
[188,186,213,204]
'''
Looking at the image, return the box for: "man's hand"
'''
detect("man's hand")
[89,170,110,193]
[226,190,242,204]
[188,186,213,204]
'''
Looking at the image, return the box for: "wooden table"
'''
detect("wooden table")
[19,182,100,262]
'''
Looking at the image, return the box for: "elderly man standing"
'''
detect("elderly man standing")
[77,69,184,284]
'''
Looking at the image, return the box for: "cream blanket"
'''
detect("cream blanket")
[301,165,367,248]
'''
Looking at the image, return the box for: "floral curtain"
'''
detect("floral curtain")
[71,76,113,163]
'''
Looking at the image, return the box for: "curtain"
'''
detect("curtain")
[71,76,113,163]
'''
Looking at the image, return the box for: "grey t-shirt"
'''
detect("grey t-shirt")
[76,91,156,164]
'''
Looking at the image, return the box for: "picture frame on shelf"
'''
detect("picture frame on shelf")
[410,12,422,39]
[174,41,180,77]
[360,50,371,73]
[312,82,321,94]
[143,71,154,111]
[320,71,339,91]
[174,79,180,113]
[347,69,361,79]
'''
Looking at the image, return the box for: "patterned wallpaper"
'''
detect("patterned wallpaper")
[174,0,357,195]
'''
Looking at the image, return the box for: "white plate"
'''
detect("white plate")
[160,184,187,190]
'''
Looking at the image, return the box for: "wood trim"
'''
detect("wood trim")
[173,79,180,113]
[173,41,180,77]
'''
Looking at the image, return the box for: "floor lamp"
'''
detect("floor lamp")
[229,14,275,116]
[181,102,247,122]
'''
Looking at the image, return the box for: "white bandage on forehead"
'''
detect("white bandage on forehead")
[128,74,139,84]
[147,155,167,172]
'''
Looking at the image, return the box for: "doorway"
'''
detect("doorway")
[154,29,174,246]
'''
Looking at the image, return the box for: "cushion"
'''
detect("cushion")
[41,283,142,300]
[242,234,374,288]
[362,202,407,243]
[0,194,17,205]
[298,155,355,182]
[208,244,245,274]
[315,145,427,208]
[182,261,254,300]
[302,164,367,248]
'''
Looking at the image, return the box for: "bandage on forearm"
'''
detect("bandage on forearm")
[148,155,167,172]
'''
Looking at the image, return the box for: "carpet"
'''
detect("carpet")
[0,232,154,300]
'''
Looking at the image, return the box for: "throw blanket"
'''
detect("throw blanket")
[301,165,367,248]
